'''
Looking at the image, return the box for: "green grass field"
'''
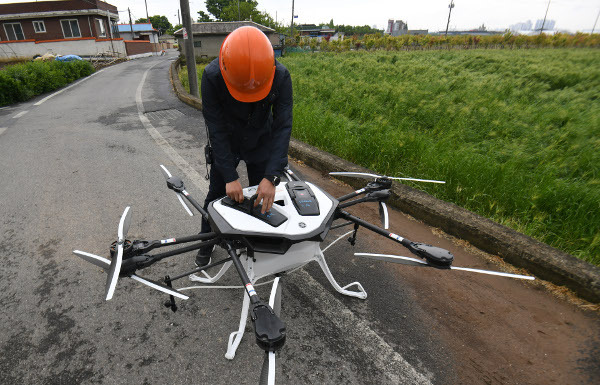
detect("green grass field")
[278,49,600,264]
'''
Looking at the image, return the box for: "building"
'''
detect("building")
[116,23,158,43]
[173,21,281,59]
[0,0,125,58]
[407,30,429,35]
[0,0,119,42]
[534,19,555,32]
[386,20,408,36]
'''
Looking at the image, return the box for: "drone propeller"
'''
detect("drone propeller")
[72,250,189,300]
[355,253,535,280]
[105,206,131,300]
[378,202,389,229]
[159,164,193,216]
[330,171,445,184]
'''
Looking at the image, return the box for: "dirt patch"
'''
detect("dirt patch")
[290,158,600,385]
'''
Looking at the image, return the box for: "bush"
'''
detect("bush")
[0,60,94,106]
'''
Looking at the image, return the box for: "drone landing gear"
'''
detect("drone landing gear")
[315,248,367,300]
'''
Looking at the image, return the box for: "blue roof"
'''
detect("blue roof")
[117,23,156,33]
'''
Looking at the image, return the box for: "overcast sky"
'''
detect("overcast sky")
[3,1,600,32]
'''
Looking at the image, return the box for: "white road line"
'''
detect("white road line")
[13,111,28,119]
[34,69,104,106]
[291,269,432,384]
[135,61,209,192]
[0,127,6,136]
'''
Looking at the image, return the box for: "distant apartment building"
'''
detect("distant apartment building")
[386,19,408,36]
[509,20,533,32]
[534,19,555,31]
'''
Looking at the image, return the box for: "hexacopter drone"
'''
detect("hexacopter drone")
[73,165,534,384]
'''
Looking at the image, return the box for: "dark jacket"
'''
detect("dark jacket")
[201,58,293,183]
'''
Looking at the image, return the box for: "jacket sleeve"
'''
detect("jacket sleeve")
[201,70,239,183]
[264,67,293,178]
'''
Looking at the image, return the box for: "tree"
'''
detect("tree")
[205,0,231,21]
[135,15,173,35]
[167,24,182,35]
[197,11,213,22]
[328,19,334,28]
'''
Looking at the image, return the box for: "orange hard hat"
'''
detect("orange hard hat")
[219,26,276,103]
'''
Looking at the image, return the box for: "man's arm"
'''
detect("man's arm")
[201,68,239,184]
[264,66,293,177]
[255,66,293,213]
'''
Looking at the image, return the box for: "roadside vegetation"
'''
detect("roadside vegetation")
[0,60,94,106]
[278,49,600,264]
[178,63,206,94]
[292,32,600,52]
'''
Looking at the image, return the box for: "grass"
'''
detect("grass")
[278,49,600,265]
[178,64,205,95]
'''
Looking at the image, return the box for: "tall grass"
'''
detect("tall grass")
[0,60,94,106]
[178,64,205,95]
[279,49,600,264]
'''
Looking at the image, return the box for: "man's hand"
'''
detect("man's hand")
[226,180,244,203]
[255,178,275,214]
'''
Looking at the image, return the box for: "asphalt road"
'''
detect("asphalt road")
[0,51,597,385]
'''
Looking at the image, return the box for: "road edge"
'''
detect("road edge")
[169,58,600,304]
[170,58,202,110]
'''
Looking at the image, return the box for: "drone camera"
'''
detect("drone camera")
[251,303,287,352]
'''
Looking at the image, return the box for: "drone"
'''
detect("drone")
[73,165,534,384]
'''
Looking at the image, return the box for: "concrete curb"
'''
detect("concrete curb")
[170,58,202,110]
[169,60,600,304]
[289,139,600,304]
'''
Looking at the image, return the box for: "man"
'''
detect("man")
[196,26,293,267]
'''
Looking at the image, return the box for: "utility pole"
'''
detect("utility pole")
[107,9,115,55]
[180,0,199,97]
[592,7,599,33]
[128,7,134,39]
[445,0,454,37]
[290,0,295,43]
[238,0,241,21]
[144,0,156,55]
[540,0,551,35]
[178,9,181,25]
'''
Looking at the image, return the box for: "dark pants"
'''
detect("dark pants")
[199,160,267,249]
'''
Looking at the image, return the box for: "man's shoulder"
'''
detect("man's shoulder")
[204,58,221,78]
[274,60,291,82]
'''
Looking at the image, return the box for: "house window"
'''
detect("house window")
[4,23,25,41]
[61,19,81,38]
[32,21,46,33]
[193,40,202,48]
[95,18,106,38]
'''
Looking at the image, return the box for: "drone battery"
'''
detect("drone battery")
[221,197,288,227]
[285,181,320,216]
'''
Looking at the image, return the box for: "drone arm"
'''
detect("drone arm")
[337,187,368,203]
[180,189,210,220]
[338,210,410,247]
[338,190,391,209]
[149,237,219,264]
[337,210,454,266]
[133,232,218,254]
[284,166,300,181]
[224,242,287,352]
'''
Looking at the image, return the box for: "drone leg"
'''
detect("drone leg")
[225,292,250,360]
[315,249,367,300]
[189,261,233,283]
